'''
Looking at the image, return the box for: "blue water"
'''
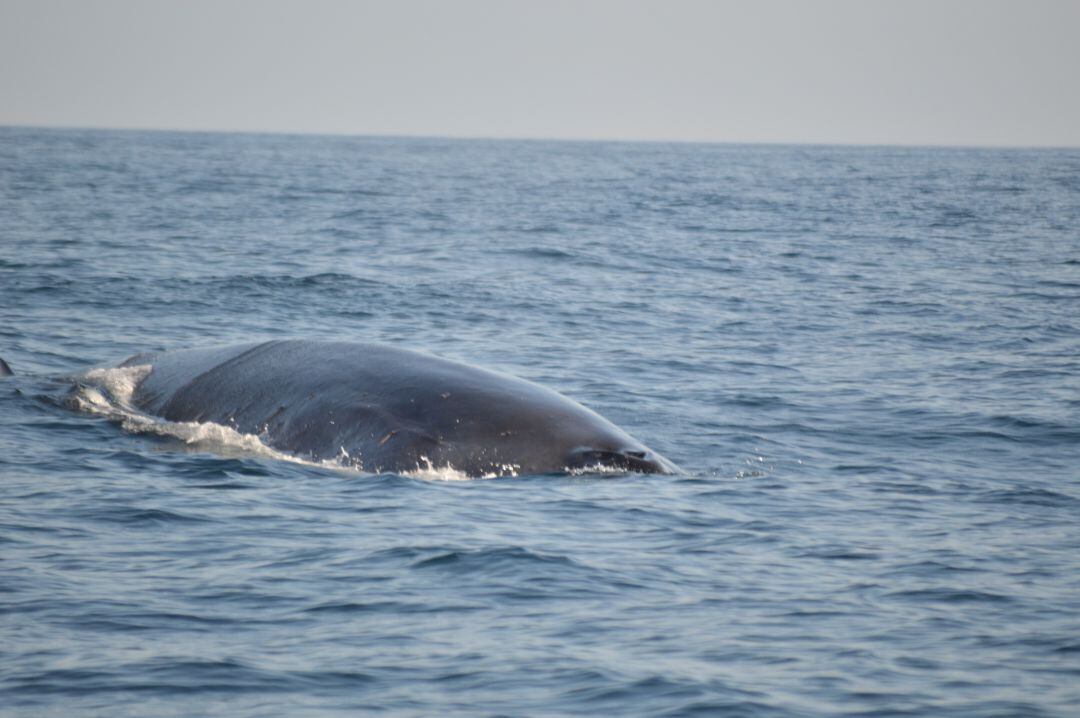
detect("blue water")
[2,127,1079,716]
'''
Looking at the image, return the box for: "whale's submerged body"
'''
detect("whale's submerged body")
[118,340,677,477]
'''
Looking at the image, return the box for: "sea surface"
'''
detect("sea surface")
[1,126,1079,717]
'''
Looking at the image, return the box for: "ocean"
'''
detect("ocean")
[1,126,1078,716]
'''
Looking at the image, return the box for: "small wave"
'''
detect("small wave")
[411,546,582,575]
[977,487,1079,508]
[504,246,575,259]
[886,588,1013,603]
[889,560,987,576]
[798,549,881,561]
[87,507,211,526]
[302,600,481,615]
[211,272,384,292]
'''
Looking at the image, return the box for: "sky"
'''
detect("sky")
[1,0,1078,147]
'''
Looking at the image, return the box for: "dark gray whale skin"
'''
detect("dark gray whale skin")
[121,340,678,477]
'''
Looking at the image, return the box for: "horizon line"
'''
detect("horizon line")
[2,121,1078,153]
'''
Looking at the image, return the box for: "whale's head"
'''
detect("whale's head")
[432,436,679,478]
[397,363,683,478]
[422,395,680,477]
[563,444,680,475]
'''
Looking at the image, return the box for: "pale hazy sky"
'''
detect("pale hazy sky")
[2,0,1078,146]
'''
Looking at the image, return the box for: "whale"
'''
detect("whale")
[92,340,678,477]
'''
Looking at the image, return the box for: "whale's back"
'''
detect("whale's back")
[125,340,676,477]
